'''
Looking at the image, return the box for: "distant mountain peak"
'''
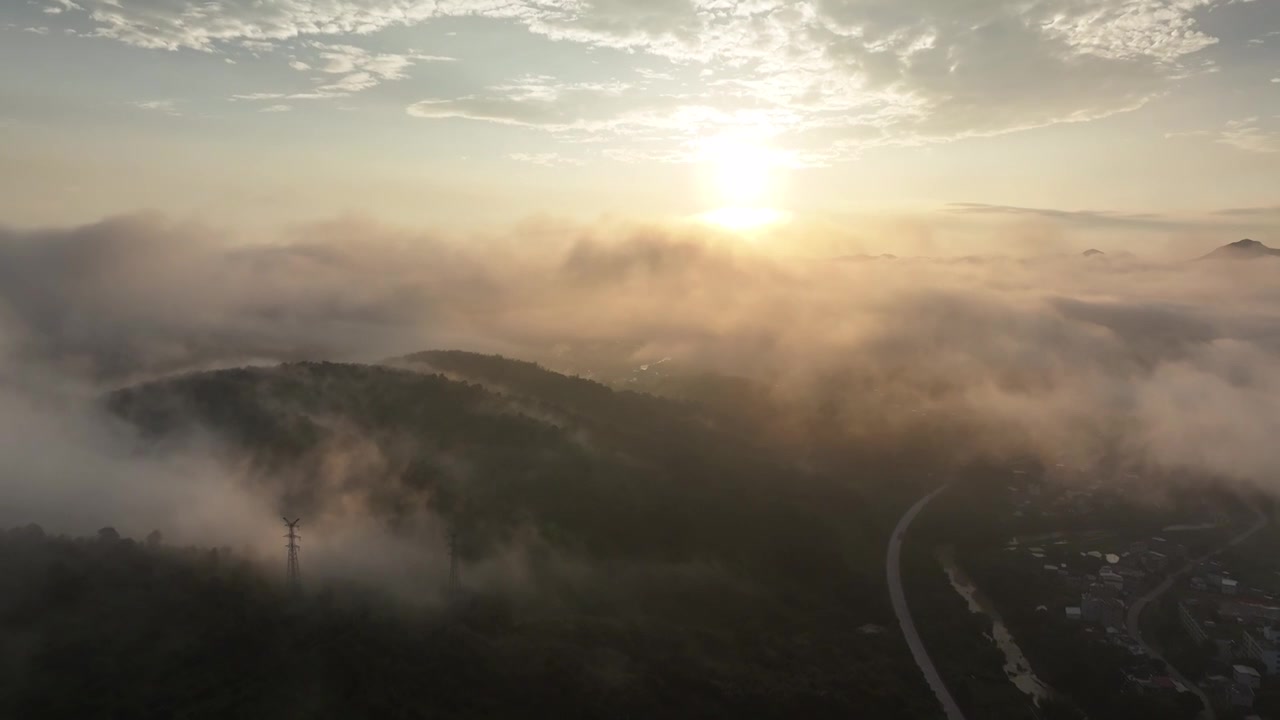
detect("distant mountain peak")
[1201,238,1280,260]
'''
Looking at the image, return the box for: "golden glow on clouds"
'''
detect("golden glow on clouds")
[699,206,788,231]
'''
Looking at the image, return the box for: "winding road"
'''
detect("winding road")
[887,486,966,720]
[1124,505,1270,720]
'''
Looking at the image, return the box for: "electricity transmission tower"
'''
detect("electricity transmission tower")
[283,517,301,591]
[447,523,460,594]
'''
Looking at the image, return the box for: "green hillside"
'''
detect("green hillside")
[0,355,950,719]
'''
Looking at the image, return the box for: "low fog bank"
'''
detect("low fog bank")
[1,212,1279,560]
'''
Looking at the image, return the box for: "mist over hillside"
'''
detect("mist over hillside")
[1,215,1279,717]
[5,356,942,718]
[1,216,1279,513]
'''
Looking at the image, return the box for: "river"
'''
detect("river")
[937,546,1054,704]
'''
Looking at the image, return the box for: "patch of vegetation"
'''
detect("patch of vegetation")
[38,356,950,718]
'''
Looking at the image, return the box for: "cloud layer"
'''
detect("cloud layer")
[52,0,1243,159]
[2,212,1280,491]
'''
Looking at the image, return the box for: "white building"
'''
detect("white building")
[1243,631,1280,676]
[1234,664,1262,689]
[1180,601,1209,645]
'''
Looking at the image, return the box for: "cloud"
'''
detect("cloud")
[1218,117,1280,154]
[4,211,1280,495]
[236,43,453,101]
[1037,0,1220,62]
[260,104,293,112]
[1168,116,1280,154]
[509,152,585,167]
[53,0,1244,158]
[945,203,1186,230]
[0,213,518,381]
[1213,205,1280,217]
[0,380,280,544]
[407,76,634,128]
[429,0,1237,154]
[0,354,466,596]
[131,99,181,115]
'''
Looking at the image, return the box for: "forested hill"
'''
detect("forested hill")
[393,349,749,460]
[104,359,869,569]
[392,350,872,481]
[397,350,642,415]
[0,521,933,720]
[73,356,939,718]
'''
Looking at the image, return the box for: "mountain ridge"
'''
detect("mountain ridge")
[1200,238,1280,260]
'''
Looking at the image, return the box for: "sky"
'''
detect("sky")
[4,0,1280,539]
[1,0,1279,253]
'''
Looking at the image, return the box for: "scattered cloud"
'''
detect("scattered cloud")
[50,0,1249,157]
[130,99,181,116]
[311,71,378,96]
[509,152,585,167]
[238,40,276,53]
[236,43,453,102]
[407,76,633,129]
[1167,117,1280,154]
[260,104,292,112]
[231,92,286,101]
[23,26,50,35]
[1218,117,1280,154]
[1038,1,1220,62]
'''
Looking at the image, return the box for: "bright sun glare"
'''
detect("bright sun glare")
[696,136,788,231]
[701,207,786,231]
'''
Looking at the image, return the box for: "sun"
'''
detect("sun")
[695,135,788,231]
[709,139,772,206]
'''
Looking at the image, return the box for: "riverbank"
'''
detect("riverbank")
[937,545,1055,705]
